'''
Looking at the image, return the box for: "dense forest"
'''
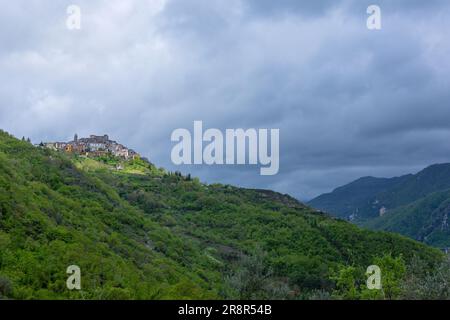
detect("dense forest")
[0,130,449,300]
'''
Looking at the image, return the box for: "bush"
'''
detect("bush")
[0,276,13,298]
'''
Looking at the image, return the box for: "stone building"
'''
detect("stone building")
[44,134,140,160]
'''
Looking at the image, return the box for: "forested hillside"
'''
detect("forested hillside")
[365,189,450,248]
[308,175,411,221]
[0,130,446,299]
[309,164,450,248]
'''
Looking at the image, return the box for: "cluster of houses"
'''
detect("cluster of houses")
[43,134,140,160]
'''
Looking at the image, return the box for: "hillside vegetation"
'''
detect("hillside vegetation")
[309,164,450,248]
[365,189,450,247]
[0,130,446,299]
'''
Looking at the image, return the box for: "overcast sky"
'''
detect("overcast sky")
[1,0,450,200]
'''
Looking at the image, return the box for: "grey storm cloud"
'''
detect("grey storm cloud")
[1,0,450,200]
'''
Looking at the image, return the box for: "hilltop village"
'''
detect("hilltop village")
[42,134,140,160]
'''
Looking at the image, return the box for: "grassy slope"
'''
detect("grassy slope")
[0,130,443,299]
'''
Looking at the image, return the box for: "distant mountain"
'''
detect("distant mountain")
[0,129,442,299]
[365,189,450,248]
[308,175,411,221]
[308,164,450,247]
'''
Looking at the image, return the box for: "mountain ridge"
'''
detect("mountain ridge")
[309,163,450,247]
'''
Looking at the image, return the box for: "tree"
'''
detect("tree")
[332,266,359,300]
[0,276,12,298]
[401,255,450,299]
[374,253,406,300]
[225,247,289,300]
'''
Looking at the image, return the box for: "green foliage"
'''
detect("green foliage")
[224,247,290,300]
[373,254,406,299]
[332,266,360,300]
[310,164,450,247]
[0,131,218,299]
[0,275,13,299]
[367,190,450,247]
[0,130,445,299]
[331,253,409,300]
[401,255,450,299]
